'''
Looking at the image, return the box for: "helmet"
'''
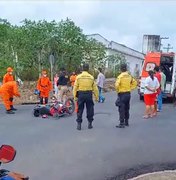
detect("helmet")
[16,78,23,86]
[7,67,13,72]
[34,109,40,117]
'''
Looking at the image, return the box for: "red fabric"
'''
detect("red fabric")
[144,94,156,106]
[155,72,161,94]
[75,101,78,113]
[155,72,161,82]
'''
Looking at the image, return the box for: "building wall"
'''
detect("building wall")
[107,49,143,77]
[87,34,144,77]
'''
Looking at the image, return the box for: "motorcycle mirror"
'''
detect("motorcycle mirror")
[0,145,16,164]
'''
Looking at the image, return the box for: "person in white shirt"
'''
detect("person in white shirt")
[143,70,160,118]
[97,68,105,103]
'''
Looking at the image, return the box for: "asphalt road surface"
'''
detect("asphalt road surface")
[0,91,176,180]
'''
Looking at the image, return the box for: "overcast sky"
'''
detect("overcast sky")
[0,0,176,52]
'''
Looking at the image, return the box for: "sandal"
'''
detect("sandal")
[152,113,157,117]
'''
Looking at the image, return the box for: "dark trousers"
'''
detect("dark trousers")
[40,97,48,105]
[118,92,131,125]
[9,97,14,108]
[76,91,94,123]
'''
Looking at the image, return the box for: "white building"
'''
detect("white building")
[87,34,144,77]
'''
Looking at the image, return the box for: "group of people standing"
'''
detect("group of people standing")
[36,68,78,105]
[143,66,166,118]
[0,62,139,131]
[0,65,107,129]
[1,63,167,131]
[53,68,76,103]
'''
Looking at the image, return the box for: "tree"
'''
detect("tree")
[0,19,15,79]
[105,53,126,77]
[54,18,86,72]
[82,38,106,75]
[0,18,106,81]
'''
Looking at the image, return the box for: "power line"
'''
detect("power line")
[159,37,169,51]
[163,43,173,52]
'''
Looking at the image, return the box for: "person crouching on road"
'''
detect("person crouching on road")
[0,80,21,114]
[37,70,52,105]
[73,63,99,131]
[115,64,137,128]
[143,70,160,118]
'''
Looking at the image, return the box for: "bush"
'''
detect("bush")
[20,69,39,81]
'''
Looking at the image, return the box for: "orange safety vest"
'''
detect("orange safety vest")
[70,75,77,87]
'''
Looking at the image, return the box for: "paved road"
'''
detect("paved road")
[0,91,176,180]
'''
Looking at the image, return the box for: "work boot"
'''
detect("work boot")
[77,123,81,130]
[10,106,17,111]
[125,120,129,127]
[6,110,15,114]
[88,122,93,129]
[116,124,125,128]
[125,123,129,127]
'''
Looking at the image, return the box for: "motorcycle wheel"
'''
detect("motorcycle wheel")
[65,98,75,114]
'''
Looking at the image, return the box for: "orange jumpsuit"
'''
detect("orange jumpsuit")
[37,77,52,98]
[3,73,14,84]
[0,81,20,110]
[70,75,77,87]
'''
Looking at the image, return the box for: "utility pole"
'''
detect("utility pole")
[49,54,55,88]
[159,37,169,51]
[163,43,173,52]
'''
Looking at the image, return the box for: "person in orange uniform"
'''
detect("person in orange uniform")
[37,70,52,104]
[0,80,21,114]
[70,71,77,89]
[3,67,14,84]
[2,67,16,110]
